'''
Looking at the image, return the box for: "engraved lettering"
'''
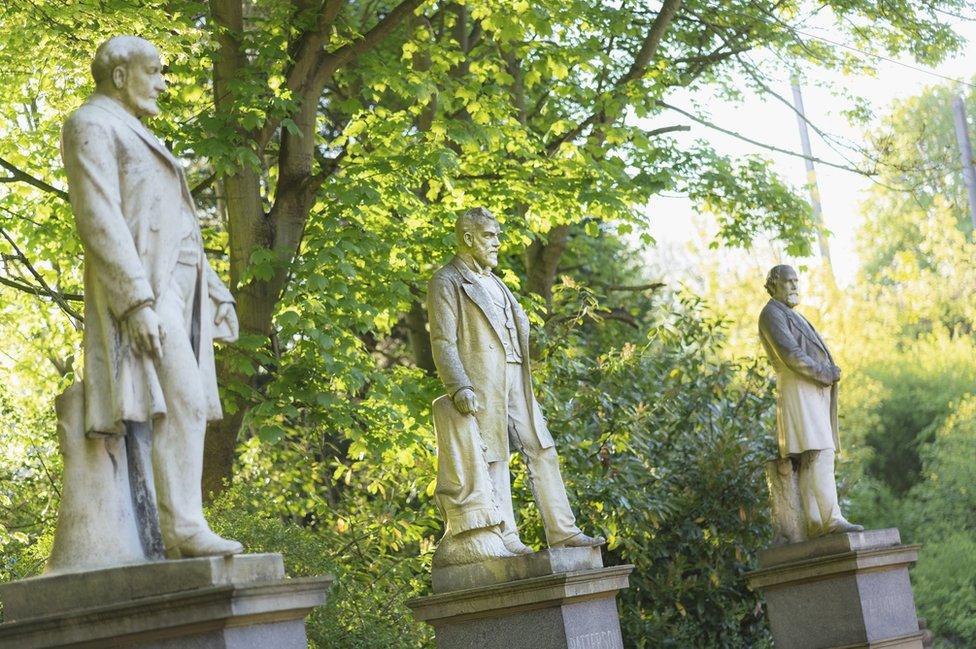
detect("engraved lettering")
[567,630,621,649]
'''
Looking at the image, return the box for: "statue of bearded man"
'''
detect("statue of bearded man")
[55,35,242,564]
[758,264,862,539]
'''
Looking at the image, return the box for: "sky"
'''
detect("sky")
[645,17,976,287]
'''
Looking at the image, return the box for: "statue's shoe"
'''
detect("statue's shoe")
[551,531,606,549]
[502,537,534,555]
[177,530,244,558]
[433,527,516,567]
[826,519,864,534]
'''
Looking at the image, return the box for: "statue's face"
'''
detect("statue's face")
[772,267,800,307]
[462,219,501,269]
[115,50,166,118]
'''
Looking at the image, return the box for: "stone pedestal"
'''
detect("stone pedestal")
[746,529,924,649]
[407,547,632,649]
[0,553,331,649]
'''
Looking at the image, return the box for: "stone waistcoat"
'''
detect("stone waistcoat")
[476,273,523,364]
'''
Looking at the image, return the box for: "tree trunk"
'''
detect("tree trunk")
[205,0,278,496]
[525,224,570,308]
[201,0,436,495]
[406,299,435,373]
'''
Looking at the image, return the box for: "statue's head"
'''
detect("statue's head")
[92,36,166,118]
[765,264,800,307]
[456,207,501,269]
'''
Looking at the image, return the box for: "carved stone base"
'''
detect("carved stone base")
[766,456,807,545]
[0,553,331,648]
[408,549,632,649]
[432,526,514,568]
[746,529,924,649]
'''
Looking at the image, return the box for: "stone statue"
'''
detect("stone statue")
[426,207,603,565]
[758,264,862,541]
[51,35,242,568]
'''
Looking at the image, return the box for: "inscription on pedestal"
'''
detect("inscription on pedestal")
[567,630,622,649]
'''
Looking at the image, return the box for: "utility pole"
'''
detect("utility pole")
[790,77,834,280]
[951,94,976,230]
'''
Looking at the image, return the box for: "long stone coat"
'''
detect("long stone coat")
[758,298,839,457]
[61,93,235,435]
[427,256,554,462]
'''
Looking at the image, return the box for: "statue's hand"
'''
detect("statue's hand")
[214,301,237,329]
[452,388,481,415]
[125,304,164,359]
[832,365,842,383]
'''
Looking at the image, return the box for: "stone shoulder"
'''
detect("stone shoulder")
[64,102,114,130]
[758,300,785,326]
[62,103,120,144]
[428,262,461,291]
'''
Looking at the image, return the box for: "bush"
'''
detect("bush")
[207,485,433,649]
[913,533,976,648]
[529,294,777,648]
[901,396,976,646]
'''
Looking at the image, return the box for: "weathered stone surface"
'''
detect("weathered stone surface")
[426,208,604,565]
[758,527,902,569]
[0,553,284,622]
[766,456,806,545]
[433,547,601,593]
[747,529,923,649]
[47,383,147,574]
[409,563,632,649]
[0,553,331,649]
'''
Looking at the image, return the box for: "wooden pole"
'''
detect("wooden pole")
[790,78,834,275]
[951,94,976,230]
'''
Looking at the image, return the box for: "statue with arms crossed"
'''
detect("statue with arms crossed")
[758,264,862,539]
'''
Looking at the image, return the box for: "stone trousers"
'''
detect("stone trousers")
[151,260,210,551]
[489,363,581,546]
[798,449,844,537]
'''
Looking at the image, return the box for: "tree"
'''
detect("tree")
[851,82,976,494]
[858,82,976,280]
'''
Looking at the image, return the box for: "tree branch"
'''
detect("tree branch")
[546,0,682,153]
[656,100,871,175]
[0,228,83,321]
[598,281,666,292]
[0,274,83,301]
[191,172,217,198]
[646,124,690,137]
[310,146,347,187]
[254,0,345,150]
[549,306,639,329]
[619,0,684,86]
[674,45,752,65]
[0,156,68,201]
[313,0,427,90]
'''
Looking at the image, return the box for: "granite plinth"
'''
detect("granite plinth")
[409,549,632,649]
[747,528,924,649]
[0,553,331,649]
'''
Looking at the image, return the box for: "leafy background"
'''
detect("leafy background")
[1,1,975,647]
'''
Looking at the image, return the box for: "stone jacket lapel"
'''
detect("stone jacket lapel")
[87,95,195,207]
[779,302,832,362]
[451,257,507,346]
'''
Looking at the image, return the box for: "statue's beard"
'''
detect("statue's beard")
[474,250,498,269]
